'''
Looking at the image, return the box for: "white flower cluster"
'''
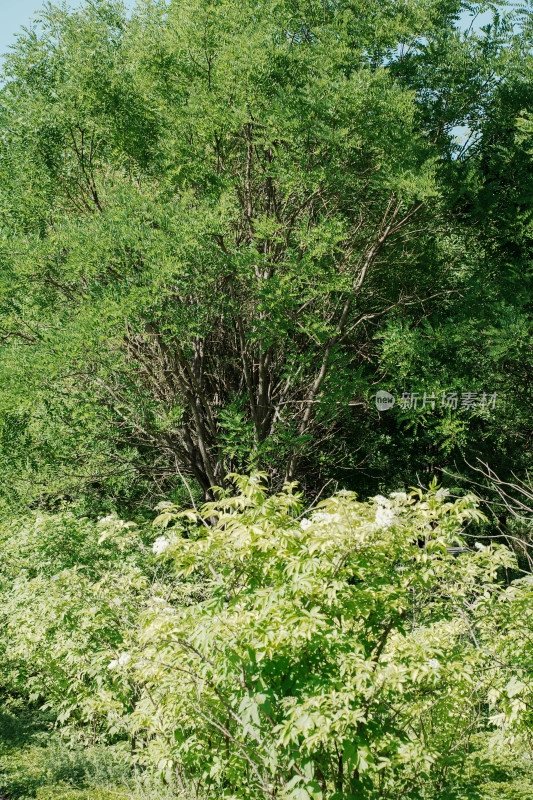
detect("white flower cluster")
[390,491,408,502]
[97,514,116,526]
[152,535,170,555]
[373,495,388,505]
[300,510,341,530]
[374,505,395,529]
[108,652,131,670]
[373,494,395,529]
[312,511,336,524]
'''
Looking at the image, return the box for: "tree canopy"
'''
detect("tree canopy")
[1,0,531,510]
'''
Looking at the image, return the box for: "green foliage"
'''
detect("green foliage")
[431,733,533,799]
[0,705,131,800]
[0,0,533,796]
[2,474,533,797]
[0,0,531,507]
[0,510,150,738]
[123,475,529,798]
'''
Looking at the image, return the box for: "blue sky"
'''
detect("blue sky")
[0,0,47,59]
[0,0,136,64]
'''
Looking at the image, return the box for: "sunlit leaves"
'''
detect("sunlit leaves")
[132,476,521,797]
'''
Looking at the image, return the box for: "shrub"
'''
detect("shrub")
[130,475,518,799]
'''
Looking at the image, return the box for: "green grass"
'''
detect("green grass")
[3,704,533,800]
[0,704,130,800]
[430,733,533,800]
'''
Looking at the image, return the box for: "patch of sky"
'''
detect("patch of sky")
[452,3,529,155]
[0,0,136,68]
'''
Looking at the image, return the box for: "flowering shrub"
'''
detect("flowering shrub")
[3,477,533,798]
[129,475,520,799]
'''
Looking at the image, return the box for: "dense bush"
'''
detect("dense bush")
[2,476,533,797]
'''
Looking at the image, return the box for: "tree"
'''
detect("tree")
[0,0,495,504]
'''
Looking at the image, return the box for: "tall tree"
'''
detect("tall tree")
[0,0,528,505]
